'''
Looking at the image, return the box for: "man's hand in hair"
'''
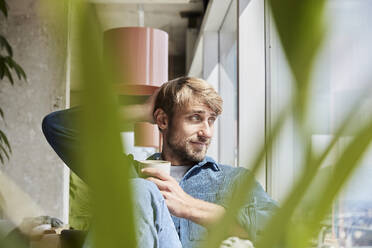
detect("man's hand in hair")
[118,88,160,124]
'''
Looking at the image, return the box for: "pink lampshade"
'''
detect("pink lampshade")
[104,27,168,95]
[103,27,168,148]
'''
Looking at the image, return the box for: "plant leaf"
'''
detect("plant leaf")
[0,0,8,18]
[73,1,137,247]
[268,0,326,89]
[2,60,14,84]
[0,107,4,121]
[0,35,13,56]
[296,116,372,246]
[12,59,27,80]
[0,129,11,153]
[268,0,327,122]
[203,104,290,248]
[1,56,27,82]
[255,87,372,248]
[0,62,4,79]
[0,142,10,160]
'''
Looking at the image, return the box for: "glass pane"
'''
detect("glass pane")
[318,1,372,246]
[269,0,372,246]
[219,0,238,166]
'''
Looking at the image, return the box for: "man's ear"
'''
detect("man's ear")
[153,108,168,131]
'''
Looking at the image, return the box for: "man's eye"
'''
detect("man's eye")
[190,115,201,121]
[209,117,216,124]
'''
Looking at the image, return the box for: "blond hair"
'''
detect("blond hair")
[154,77,223,120]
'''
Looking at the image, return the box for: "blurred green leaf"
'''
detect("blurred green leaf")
[298,116,372,245]
[268,0,326,122]
[69,173,91,230]
[31,1,372,248]
[255,94,366,248]
[268,0,326,87]
[203,106,290,247]
[73,1,136,247]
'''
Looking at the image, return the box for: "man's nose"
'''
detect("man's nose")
[198,121,213,138]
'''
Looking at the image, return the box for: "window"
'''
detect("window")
[267,0,372,246]
[218,0,238,166]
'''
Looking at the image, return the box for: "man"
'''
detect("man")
[42,77,277,248]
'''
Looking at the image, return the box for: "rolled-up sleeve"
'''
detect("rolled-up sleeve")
[220,169,278,242]
[235,177,278,242]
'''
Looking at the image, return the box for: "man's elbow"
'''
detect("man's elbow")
[42,112,55,141]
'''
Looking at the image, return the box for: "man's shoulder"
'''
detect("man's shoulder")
[218,164,243,171]
[205,156,249,171]
[214,162,252,179]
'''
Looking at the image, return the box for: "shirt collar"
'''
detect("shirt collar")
[147,153,220,171]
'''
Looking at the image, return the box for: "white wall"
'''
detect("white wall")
[0,0,69,224]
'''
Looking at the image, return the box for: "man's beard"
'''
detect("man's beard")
[166,132,210,164]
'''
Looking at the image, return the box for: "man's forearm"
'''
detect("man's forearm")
[186,198,250,239]
[186,198,225,227]
[118,88,159,124]
[118,104,153,123]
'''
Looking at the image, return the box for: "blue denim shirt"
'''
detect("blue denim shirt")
[42,107,277,247]
[146,153,277,248]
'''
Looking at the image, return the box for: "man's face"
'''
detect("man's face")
[165,102,217,164]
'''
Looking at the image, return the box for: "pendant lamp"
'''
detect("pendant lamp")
[103,27,168,148]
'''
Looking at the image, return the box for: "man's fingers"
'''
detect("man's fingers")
[145,88,160,124]
[160,190,171,200]
[146,177,170,191]
[141,167,173,181]
[160,190,168,198]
